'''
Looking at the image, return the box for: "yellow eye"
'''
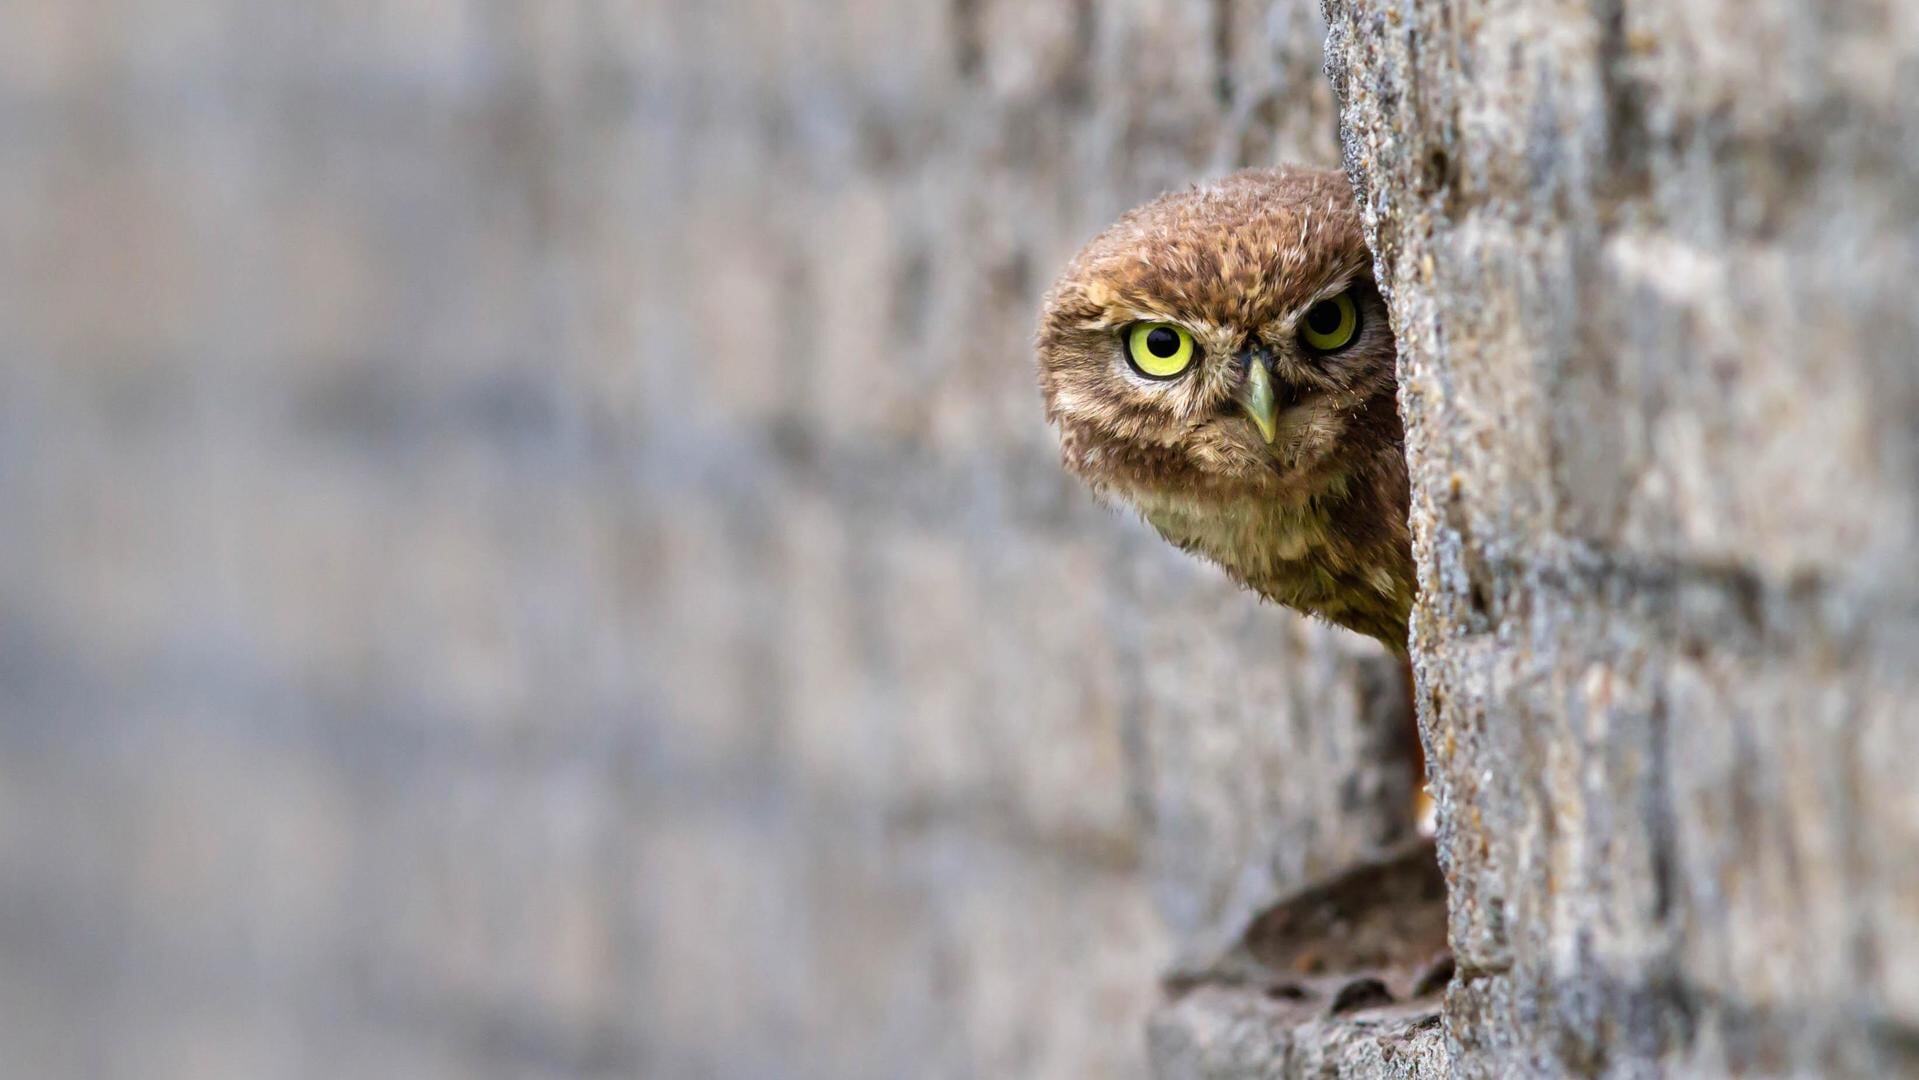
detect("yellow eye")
[1299,292,1359,352]
[1126,322,1196,379]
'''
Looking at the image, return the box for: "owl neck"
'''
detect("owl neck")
[1136,408,1413,648]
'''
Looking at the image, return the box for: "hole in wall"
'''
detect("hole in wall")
[1156,659,1454,1028]
[1230,840,1452,1001]
[1329,976,1396,1015]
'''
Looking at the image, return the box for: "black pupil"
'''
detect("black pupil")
[1146,327,1181,358]
[1307,301,1343,336]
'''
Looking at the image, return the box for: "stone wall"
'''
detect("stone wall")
[1327,0,1919,1074]
[10,1,1907,1076]
[0,3,1413,1078]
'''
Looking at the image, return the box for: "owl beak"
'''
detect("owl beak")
[1236,348,1280,444]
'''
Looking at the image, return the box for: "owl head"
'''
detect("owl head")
[1035,168,1400,515]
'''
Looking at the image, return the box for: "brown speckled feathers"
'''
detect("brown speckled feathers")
[1035,167,1413,647]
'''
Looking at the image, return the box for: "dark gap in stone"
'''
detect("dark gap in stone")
[1329,976,1395,1015]
[1224,840,1452,1000]
[1413,954,1456,999]
[1265,982,1310,1002]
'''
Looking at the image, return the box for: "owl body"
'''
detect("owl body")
[1036,168,1413,649]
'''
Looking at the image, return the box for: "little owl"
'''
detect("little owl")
[1035,167,1412,649]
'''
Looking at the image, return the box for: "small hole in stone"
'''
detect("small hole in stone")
[1265,982,1310,1002]
[1423,147,1453,195]
[1468,576,1493,617]
[1329,976,1395,1015]
[1413,953,1456,998]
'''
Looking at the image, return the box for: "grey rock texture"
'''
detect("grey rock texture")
[0,2,1413,1079]
[10,0,1903,1075]
[1326,0,1919,1074]
[1151,985,1448,1080]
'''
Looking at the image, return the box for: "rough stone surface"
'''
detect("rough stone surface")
[1150,985,1448,1079]
[1326,0,1919,1074]
[15,0,1899,1075]
[0,2,1415,1078]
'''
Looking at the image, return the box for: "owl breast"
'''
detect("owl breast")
[1133,486,1411,645]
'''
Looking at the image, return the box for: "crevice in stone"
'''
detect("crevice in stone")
[1164,839,1453,1012]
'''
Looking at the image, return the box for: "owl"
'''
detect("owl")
[1035,167,1413,649]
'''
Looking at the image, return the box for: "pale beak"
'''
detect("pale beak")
[1235,347,1280,444]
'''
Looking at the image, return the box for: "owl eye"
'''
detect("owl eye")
[1125,322,1197,379]
[1299,292,1360,353]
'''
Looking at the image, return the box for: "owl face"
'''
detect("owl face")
[1036,169,1397,511]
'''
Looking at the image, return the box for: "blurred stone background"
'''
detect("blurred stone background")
[0,3,1413,1078]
